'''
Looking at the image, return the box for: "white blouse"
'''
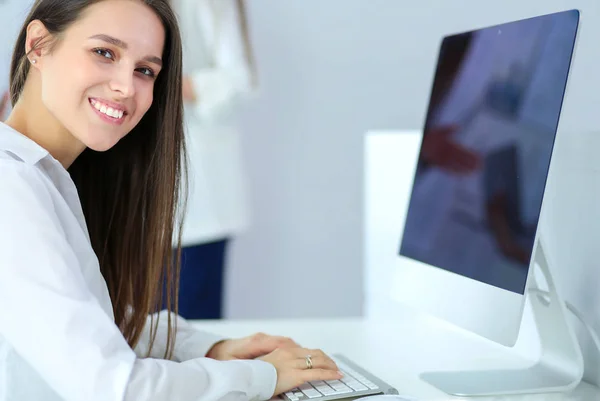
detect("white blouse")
[173,0,255,246]
[0,123,276,401]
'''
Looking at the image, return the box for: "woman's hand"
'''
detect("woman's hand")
[259,348,343,396]
[206,332,299,360]
[182,76,197,102]
[421,125,481,174]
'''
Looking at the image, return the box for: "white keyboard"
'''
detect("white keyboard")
[283,357,380,400]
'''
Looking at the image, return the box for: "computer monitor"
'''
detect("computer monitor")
[392,9,582,396]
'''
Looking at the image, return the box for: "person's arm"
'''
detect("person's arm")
[134,310,227,361]
[0,162,276,401]
[185,0,254,122]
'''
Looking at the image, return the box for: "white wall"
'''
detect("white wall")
[0,1,34,94]
[226,0,600,321]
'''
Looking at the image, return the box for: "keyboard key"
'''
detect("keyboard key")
[329,357,383,393]
[300,388,321,399]
[363,380,379,390]
[340,378,357,385]
[346,381,368,391]
[325,380,353,393]
[325,380,345,389]
[285,392,299,401]
[311,382,332,393]
[318,387,336,395]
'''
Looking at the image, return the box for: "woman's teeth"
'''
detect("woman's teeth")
[91,99,124,119]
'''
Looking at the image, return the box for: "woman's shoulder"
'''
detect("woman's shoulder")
[0,154,52,206]
[0,125,53,201]
[0,122,50,167]
[0,149,64,242]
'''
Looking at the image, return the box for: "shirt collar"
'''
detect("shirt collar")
[0,122,50,165]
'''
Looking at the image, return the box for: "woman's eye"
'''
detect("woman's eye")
[136,67,156,78]
[92,48,114,60]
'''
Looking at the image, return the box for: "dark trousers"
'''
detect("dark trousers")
[176,238,229,320]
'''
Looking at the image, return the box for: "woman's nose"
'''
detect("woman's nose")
[109,68,136,98]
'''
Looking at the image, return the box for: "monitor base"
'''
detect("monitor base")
[419,238,584,396]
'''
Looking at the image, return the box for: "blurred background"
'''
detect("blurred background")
[225,0,600,322]
[0,0,598,333]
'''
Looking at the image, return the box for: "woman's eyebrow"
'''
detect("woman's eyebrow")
[89,34,162,66]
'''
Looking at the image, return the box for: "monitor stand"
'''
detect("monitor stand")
[419,238,584,397]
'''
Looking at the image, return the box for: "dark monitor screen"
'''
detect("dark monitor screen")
[399,10,579,294]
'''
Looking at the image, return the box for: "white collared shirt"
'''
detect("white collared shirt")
[0,122,276,401]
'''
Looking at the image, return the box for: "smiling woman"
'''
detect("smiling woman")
[0,1,342,400]
[9,1,167,155]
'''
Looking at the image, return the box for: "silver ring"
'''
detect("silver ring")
[305,354,313,369]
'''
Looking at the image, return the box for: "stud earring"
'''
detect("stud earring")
[31,59,36,64]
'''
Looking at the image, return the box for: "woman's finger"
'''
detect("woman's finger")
[272,336,300,348]
[290,347,326,359]
[293,355,338,372]
[300,368,344,384]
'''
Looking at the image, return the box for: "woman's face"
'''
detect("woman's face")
[34,0,165,151]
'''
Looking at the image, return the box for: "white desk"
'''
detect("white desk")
[191,312,599,401]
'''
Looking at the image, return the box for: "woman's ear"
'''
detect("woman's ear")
[25,20,50,67]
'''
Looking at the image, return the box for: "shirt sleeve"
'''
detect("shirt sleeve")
[134,310,227,362]
[0,161,276,401]
[188,0,254,123]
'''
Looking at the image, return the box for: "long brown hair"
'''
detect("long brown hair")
[10,0,186,359]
